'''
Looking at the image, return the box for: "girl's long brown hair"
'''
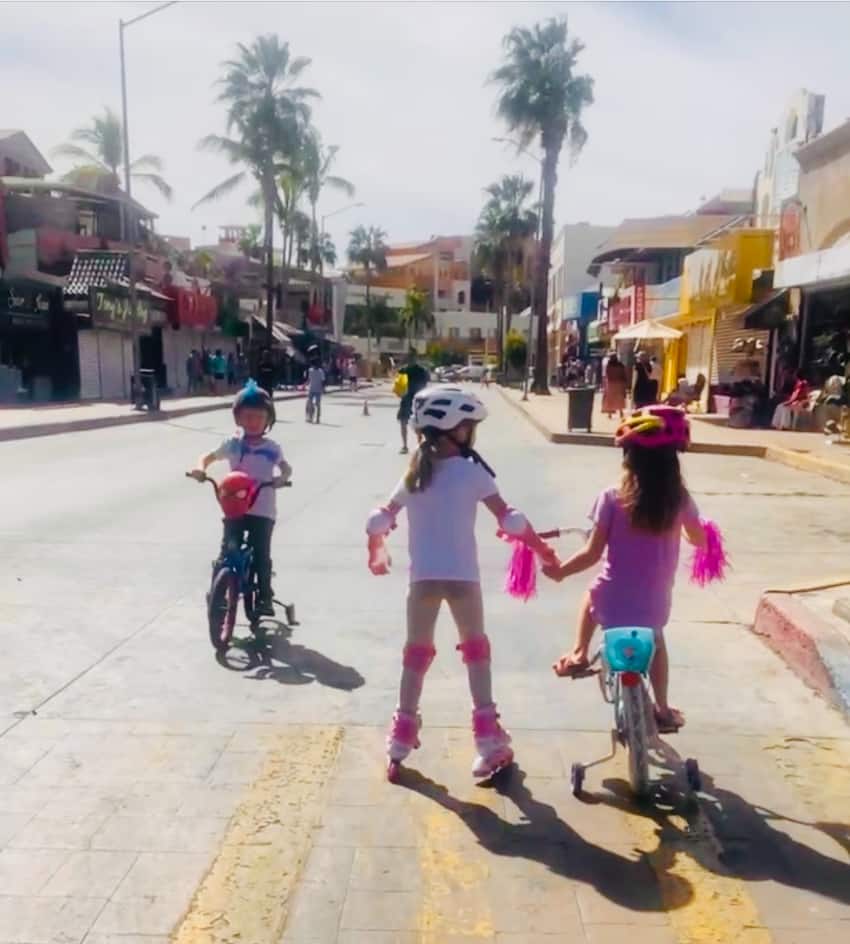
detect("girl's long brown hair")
[619,445,686,533]
[404,428,441,493]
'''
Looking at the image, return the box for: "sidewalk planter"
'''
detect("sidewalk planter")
[566,385,595,432]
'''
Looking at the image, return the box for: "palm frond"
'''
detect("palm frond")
[50,143,107,170]
[130,153,165,173]
[192,171,247,209]
[132,173,174,201]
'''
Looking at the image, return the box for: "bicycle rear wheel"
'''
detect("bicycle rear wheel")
[622,683,651,797]
[208,568,238,652]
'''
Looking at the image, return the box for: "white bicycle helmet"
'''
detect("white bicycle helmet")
[412,385,488,432]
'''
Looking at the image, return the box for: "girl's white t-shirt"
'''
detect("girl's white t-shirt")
[390,456,499,583]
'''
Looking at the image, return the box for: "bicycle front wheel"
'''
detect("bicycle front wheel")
[208,568,238,652]
[622,683,651,797]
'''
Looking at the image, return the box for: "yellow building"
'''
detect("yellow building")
[663,229,774,406]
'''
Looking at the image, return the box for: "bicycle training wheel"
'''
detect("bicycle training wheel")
[208,568,238,652]
[622,683,651,797]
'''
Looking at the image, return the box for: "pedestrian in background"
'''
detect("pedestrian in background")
[396,350,430,455]
[212,349,226,395]
[226,352,236,389]
[633,350,655,409]
[603,351,627,419]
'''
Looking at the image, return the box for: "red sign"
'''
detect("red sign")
[634,274,646,322]
[779,199,802,261]
[609,294,632,329]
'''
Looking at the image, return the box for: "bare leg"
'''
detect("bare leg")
[445,583,490,708]
[400,421,409,453]
[399,583,441,713]
[650,632,684,727]
[553,591,596,676]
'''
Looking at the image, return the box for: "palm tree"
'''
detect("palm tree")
[347,224,388,376]
[303,133,355,275]
[195,35,318,339]
[491,17,593,393]
[308,231,337,271]
[400,285,434,348]
[238,224,263,260]
[474,175,537,369]
[53,107,173,201]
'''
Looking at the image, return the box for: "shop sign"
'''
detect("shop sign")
[633,274,646,322]
[0,282,51,328]
[89,288,166,329]
[779,199,803,261]
[609,292,632,330]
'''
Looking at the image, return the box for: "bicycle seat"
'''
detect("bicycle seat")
[602,627,655,674]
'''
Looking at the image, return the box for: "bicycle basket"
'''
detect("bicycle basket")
[603,627,655,674]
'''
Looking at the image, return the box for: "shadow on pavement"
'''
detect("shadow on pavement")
[594,758,850,910]
[398,764,692,914]
[220,621,366,691]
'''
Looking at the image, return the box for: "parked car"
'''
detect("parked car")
[456,364,488,382]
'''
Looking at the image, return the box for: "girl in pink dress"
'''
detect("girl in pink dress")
[543,405,708,733]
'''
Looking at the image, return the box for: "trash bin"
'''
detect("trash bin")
[566,385,595,432]
[139,369,161,412]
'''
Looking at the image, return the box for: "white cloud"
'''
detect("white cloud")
[4,0,850,260]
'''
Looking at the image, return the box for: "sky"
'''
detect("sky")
[4,1,850,261]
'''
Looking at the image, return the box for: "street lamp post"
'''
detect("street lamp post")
[119,1,177,407]
[493,137,544,401]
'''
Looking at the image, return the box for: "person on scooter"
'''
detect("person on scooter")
[189,380,291,616]
[543,405,708,733]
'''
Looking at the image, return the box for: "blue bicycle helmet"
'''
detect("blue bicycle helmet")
[232,379,275,429]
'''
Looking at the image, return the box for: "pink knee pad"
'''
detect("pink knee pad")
[456,634,491,664]
[403,643,436,674]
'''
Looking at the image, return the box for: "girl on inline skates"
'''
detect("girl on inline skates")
[544,405,711,733]
[366,386,556,780]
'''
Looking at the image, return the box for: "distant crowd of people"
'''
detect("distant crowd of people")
[185,348,249,396]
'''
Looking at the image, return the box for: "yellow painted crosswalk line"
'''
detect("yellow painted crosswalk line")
[171,726,342,944]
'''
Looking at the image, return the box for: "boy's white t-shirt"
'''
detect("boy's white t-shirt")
[307,367,325,394]
[390,456,499,583]
[213,435,284,520]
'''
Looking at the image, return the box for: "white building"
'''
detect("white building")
[547,222,616,325]
[755,89,825,229]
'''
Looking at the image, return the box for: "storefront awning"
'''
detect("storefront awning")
[250,313,295,351]
[743,289,789,330]
[613,319,682,342]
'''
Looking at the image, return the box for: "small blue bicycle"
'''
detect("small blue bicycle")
[540,528,702,799]
[569,626,701,798]
[187,473,294,652]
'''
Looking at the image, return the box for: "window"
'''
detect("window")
[457,290,466,305]
[448,327,460,339]
[469,327,482,341]
[437,289,446,298]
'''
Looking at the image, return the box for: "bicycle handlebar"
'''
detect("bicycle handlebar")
[538,527,589,541]
[184,472,292,495]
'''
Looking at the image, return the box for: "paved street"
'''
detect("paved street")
[1,387,849,944]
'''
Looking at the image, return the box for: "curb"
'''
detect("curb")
[495,385,850,482]
[751,591,850,717]
[0,391,310,444]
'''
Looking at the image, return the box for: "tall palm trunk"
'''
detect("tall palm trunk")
[532,144,558,394]
[365,267,373,379]
[263,173,275,342]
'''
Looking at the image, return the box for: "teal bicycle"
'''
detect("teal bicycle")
[539,528,701,800]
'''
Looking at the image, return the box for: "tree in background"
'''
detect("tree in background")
[237,224,263,260]
[474,174,538,358]
[196,34,317,339]
[504,329,528,374]
[400,285,434,346]
[347,225,389,375]
[492,17,593,393]
[53,107,173,201]
[303,134,355,275]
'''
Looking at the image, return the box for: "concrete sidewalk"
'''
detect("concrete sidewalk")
[0,387,353,443]
[497,384,850,484]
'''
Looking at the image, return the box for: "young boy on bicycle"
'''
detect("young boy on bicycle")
[189,381,292,616]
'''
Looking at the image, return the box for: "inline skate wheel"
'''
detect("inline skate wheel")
[685,758,702,793]
[571,762,585,797]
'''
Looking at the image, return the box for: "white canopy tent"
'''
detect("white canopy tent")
[613,319,682,342]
